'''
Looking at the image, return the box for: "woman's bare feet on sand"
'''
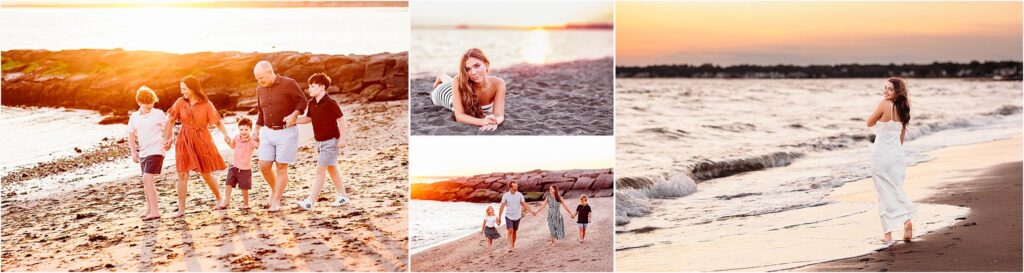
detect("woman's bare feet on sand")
[904,221,914,242]
[881,232,894,244]
[143,214,161,221]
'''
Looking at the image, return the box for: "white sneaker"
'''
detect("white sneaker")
[296,199,313,210]
[331,195,349,207]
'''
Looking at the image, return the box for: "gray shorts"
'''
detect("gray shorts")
[258,127,298,164]
[316,138,340,166]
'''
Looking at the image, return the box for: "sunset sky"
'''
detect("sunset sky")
[412,0,613,28]
[617,2,1023,66]
[409,136,613,181]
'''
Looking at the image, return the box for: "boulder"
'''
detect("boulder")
[592,173,614,190]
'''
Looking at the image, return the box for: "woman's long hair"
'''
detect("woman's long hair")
[888,77,911,129]
[455,48,490,119]
[182,76,210,102]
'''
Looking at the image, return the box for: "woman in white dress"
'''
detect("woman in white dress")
[865,77,916,243]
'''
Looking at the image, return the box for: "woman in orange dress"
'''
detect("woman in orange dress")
[163,76,232,218]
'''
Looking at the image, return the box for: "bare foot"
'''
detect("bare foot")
[173,211,186,218]
[143,214,161,221]
[215,203,227,210]
[241,205,251,210]
[267,205,281,212]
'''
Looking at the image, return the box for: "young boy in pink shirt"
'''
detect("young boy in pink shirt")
[127,86,168,221]
[217,117,257,210]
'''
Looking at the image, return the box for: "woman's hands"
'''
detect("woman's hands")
[479,115,502,131]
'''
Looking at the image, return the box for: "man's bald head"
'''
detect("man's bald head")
[254,61,277,87]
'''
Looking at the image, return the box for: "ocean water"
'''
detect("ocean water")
[616,78,1022,185]
[409,200,499,255]
[0,106,128,173]
[0,7,409,55]
[614,78,1022,270]
[410,28,613,76]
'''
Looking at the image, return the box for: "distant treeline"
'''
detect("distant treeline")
[617,61,1023,80]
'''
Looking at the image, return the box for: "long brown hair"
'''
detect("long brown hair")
[182,76,209,102]
[455,48,490,119]
[549,185,564,203]
[887,77,911,129]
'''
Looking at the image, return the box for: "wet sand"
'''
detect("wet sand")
[1,100,409,272]
[798,136,1022,271]
[410,58,614,135]
[615,135,1022,272]
[411,197,613,272]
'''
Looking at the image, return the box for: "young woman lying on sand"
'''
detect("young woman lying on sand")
[430,48,506,131]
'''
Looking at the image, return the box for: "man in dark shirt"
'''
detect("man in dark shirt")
[295,73,350,210]
[252,60,307,212]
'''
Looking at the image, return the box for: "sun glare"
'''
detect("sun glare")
[521,29,551,64]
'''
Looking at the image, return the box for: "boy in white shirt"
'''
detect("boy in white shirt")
[127,86,169,221]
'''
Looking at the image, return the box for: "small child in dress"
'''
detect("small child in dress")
[127,86,168,221]
[217,117,257,210]
[574,194,592,243]
[481,206,502,255]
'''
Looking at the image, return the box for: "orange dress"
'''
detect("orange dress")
[168,98,227,173]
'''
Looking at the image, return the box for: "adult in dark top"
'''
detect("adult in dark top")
[573,194,593,243]
[252,60,307,212]
[295,73,350,211]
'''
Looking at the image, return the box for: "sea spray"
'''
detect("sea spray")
[615,174,697,225]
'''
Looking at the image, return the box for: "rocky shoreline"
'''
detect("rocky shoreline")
[410,168,613,203]
[2,49,408,123]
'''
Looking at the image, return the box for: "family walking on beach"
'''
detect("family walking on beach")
[430,48,507,131]
[126,61,352,220]
[481,181,593,255]
[865,77,916,244]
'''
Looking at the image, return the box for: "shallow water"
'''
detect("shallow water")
[614,78,1022,270]
[409,200,498,255]
[0,106,126,173]
[616,79,1022,182]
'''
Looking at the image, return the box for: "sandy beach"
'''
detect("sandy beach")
[798,135,1022,271]
[411,197,613,272]
[1,99,409,272]
[410,58,614,135]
